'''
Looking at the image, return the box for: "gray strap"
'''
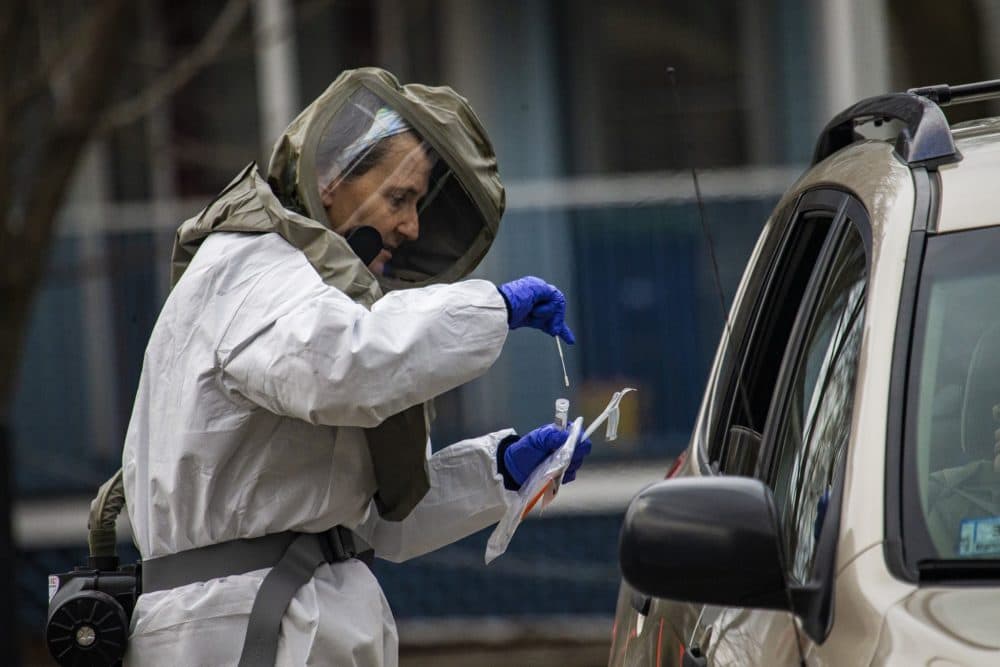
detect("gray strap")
[141,527,375,667]
[237,534,326,667]
[142,532,297,594]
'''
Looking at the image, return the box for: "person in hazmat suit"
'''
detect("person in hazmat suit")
[121,67,592,666]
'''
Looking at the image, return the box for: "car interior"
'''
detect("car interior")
[923,309,1000,557]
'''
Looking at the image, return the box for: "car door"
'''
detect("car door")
[702,194,870,665]
[608,189,851,666]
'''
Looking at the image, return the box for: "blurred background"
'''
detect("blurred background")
[4,0,1000,664]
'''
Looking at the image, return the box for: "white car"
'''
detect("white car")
[613,80,1000,666]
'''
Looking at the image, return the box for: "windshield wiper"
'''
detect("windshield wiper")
[917,559,1000,583]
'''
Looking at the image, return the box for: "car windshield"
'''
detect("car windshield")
[905,226,1000,563]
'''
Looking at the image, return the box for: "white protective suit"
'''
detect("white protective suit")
[122,67,518,666]
[122,230,517,666]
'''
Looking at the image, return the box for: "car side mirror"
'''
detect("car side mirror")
[618,476,789,611]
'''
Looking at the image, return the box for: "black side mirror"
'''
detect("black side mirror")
[618,476,789,611]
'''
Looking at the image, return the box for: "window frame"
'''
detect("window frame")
[690,188,872,644]
[700,189,862,479]
[754,193,872,582]
[885,166,938,582]
[762,220,869,583]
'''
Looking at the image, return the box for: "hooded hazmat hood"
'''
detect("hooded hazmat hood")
[169,68,508,522]
[266,67,505,291]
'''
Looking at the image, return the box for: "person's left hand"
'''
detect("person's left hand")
[498,424,593,489]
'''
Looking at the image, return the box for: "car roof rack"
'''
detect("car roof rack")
[812,79,1000,168]
[908,79,1000,106]
[811,93,960,168]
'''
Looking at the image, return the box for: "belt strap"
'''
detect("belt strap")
[141,527,374,667]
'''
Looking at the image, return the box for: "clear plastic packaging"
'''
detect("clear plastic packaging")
[484,387,637,564]
[584,387,634,443]
[486,417,583,564]
[606,406,621,441]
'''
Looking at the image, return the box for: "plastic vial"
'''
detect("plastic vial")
[554,398,570,430]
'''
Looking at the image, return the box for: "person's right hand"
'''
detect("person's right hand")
[498,424,592,489]
[497,276,575,344]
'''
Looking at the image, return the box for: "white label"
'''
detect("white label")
[48,575,60,603]
[959,517,1000,556]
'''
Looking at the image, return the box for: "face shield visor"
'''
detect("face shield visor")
[285,73,503,290]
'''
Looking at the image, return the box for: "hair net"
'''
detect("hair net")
[316,100,415,194]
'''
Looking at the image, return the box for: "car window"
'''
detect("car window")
[706,198,836,477]
[903,225,1000,565]
[768,224,867,584]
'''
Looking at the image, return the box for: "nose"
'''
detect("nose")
[397,207,419,242]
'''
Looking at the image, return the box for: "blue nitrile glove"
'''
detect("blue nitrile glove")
[497,276,576,344]
[496,424,593,490]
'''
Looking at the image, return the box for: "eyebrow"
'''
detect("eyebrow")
[391,186,426,199]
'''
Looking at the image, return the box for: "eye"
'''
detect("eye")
[388,192,407,208]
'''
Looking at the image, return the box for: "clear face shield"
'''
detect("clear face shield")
[311,88,487,287]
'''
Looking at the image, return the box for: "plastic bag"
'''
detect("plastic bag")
[584,387,636,442]
[484,387,637,564]
[549,387,635,497]
[485,417,583,564]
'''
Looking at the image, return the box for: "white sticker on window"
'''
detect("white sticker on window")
[959,517,1000,556]
[48,575,60,603]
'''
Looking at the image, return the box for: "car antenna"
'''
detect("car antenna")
[665,67,757,436]
[667,67,808,667]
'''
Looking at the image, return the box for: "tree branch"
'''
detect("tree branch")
[96,0,251,135]
[5,4,109,115]
[0,0,132,413]
[95,0,339,135]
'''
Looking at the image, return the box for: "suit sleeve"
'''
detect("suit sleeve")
[218,256,508,427]
[353,429,518,562]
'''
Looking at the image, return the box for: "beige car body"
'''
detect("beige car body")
[610,119,1000,666]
